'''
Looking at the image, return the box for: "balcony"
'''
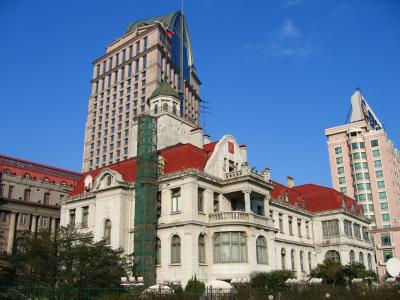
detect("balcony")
[208,211,275,229]
[225,168,265,181]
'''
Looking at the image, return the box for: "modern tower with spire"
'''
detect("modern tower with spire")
[325,88,400,279]
[82,11,201,172]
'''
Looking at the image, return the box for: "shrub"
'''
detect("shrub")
[250,270,295,291]
[184,275,205,294]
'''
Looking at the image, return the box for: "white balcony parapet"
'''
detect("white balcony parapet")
[209,211,275,228]
[225,169,265,181]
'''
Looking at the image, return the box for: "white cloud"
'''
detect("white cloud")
[286,0,303,7]
[281,19,301,38]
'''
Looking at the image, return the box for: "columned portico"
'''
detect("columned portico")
[7,212,17,254]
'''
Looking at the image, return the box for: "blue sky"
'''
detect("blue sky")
[0,0,399,187]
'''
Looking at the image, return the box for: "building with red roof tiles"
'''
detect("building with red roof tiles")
[0,154,80,254]
[61,84,375,286]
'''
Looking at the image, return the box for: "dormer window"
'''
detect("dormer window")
[107,175,112,186]
[172,103,177,114]
[162,102,168,112]
[285,192,289,202]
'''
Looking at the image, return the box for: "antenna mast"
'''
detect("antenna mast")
[180,0,185,118]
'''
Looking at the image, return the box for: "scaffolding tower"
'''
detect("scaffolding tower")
[134,114,158,285]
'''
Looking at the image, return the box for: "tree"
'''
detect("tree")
[310,259,345,286]
[250,270,295,291]
[0,226,130,288]
[343,262,378,283]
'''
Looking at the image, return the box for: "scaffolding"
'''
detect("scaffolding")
[134,115,158,285]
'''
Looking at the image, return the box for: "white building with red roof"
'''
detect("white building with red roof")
[61,85,375,285]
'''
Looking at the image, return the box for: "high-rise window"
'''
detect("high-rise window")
[115,53,119,66]
[128,45,132,59]
[377,181,385,188]
[135,41,140,55]
[371,139,379,147]
[336,157,343,164]
[374,160,382,167]
[380,202,388,211]
[379,191,387,199]
[337,167,344,174]
[142,55,147,69]
[122,49,126,63]
[382,214,390,222]
[372,149,380,157]
[383,249,393,262]
[334,146,342,154]
[375,170,384,178]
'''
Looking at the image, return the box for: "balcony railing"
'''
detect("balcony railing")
[225,169,265,181]
[208,211,275,228]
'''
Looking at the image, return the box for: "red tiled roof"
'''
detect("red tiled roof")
[70,143,211,196]
[271,182,361,215]
[0,154,80,188]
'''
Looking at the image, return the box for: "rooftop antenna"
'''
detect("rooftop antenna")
[200,99,211,135]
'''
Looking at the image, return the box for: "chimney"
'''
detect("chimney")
[239,145,247,163]
[263,168,271,182]
[287,176,294,188]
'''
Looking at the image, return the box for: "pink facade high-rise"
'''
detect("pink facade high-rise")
[325,89,400,279]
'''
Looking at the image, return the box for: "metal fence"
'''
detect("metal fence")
[1,285,400,300]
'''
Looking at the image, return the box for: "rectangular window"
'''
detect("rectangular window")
[108,57,112,71]
[377,181,385,188]
[379,191,387,200]
[69,209,76,226]
[18,213,28,224]
[381,234,391,246]
[351,142,359,150]
[142,55,147,69]
[353,223,361,239]
[288,216,293,235]
[374,160,382,167]
[297,219,302,237]
[128,45,132,59]
[279,214,284,233]
[372,149,380,157]
[198,188,204,213]
[122,49,126,63]
[135,59,139,73]
[213,232,247,263]
[338,177,346,184]
[337,167,344,174]
[380,202,388,211]
[336,157,343,164]
[371,139,379,147]
[171,189,181,213]
[8,185,14,199]
[135,41,140,55]
[115,53,119,66]
[305,221,310,238]
[376,170,384,178]
[358,194,366,201]
[339,187,347,194]
[43,193,50,205]
[353,152,360,160]
[384,250,393,262]
[334,147,342,154]
[344,220,352,236]
[81,206,89,227]
[322,219,339,237]
[143,36,148,50]
[382,214,390,222]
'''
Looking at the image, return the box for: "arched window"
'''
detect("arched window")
[107,175,112,186]
[291,249,296,271]
[198,234,206,264]
[172,103,177,115]
[308,251,312,271]
[256,236,268,264]
[325,250,340,263]
[104,219,111,244]
[162,102,169,112]
[300,250,304,272]
[24,173,30,180]
[171,235,181,264]
[359,252,364,265]
[156,237,161,265]
[349,250,355,264]
[24,189,31,202]
[367,253,373,270]
[154,103,159,114]
[281,248,286,269]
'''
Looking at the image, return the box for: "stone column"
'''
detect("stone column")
[30,214,37,233]
[264,195,270,217]
[6,212,17,254]
[51,217,57,237]
[243,189,251,213]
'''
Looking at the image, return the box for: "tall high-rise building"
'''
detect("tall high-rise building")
[325,88,400,278]
[82,11,201,171]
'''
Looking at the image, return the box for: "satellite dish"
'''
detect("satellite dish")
[386,258,400,278]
